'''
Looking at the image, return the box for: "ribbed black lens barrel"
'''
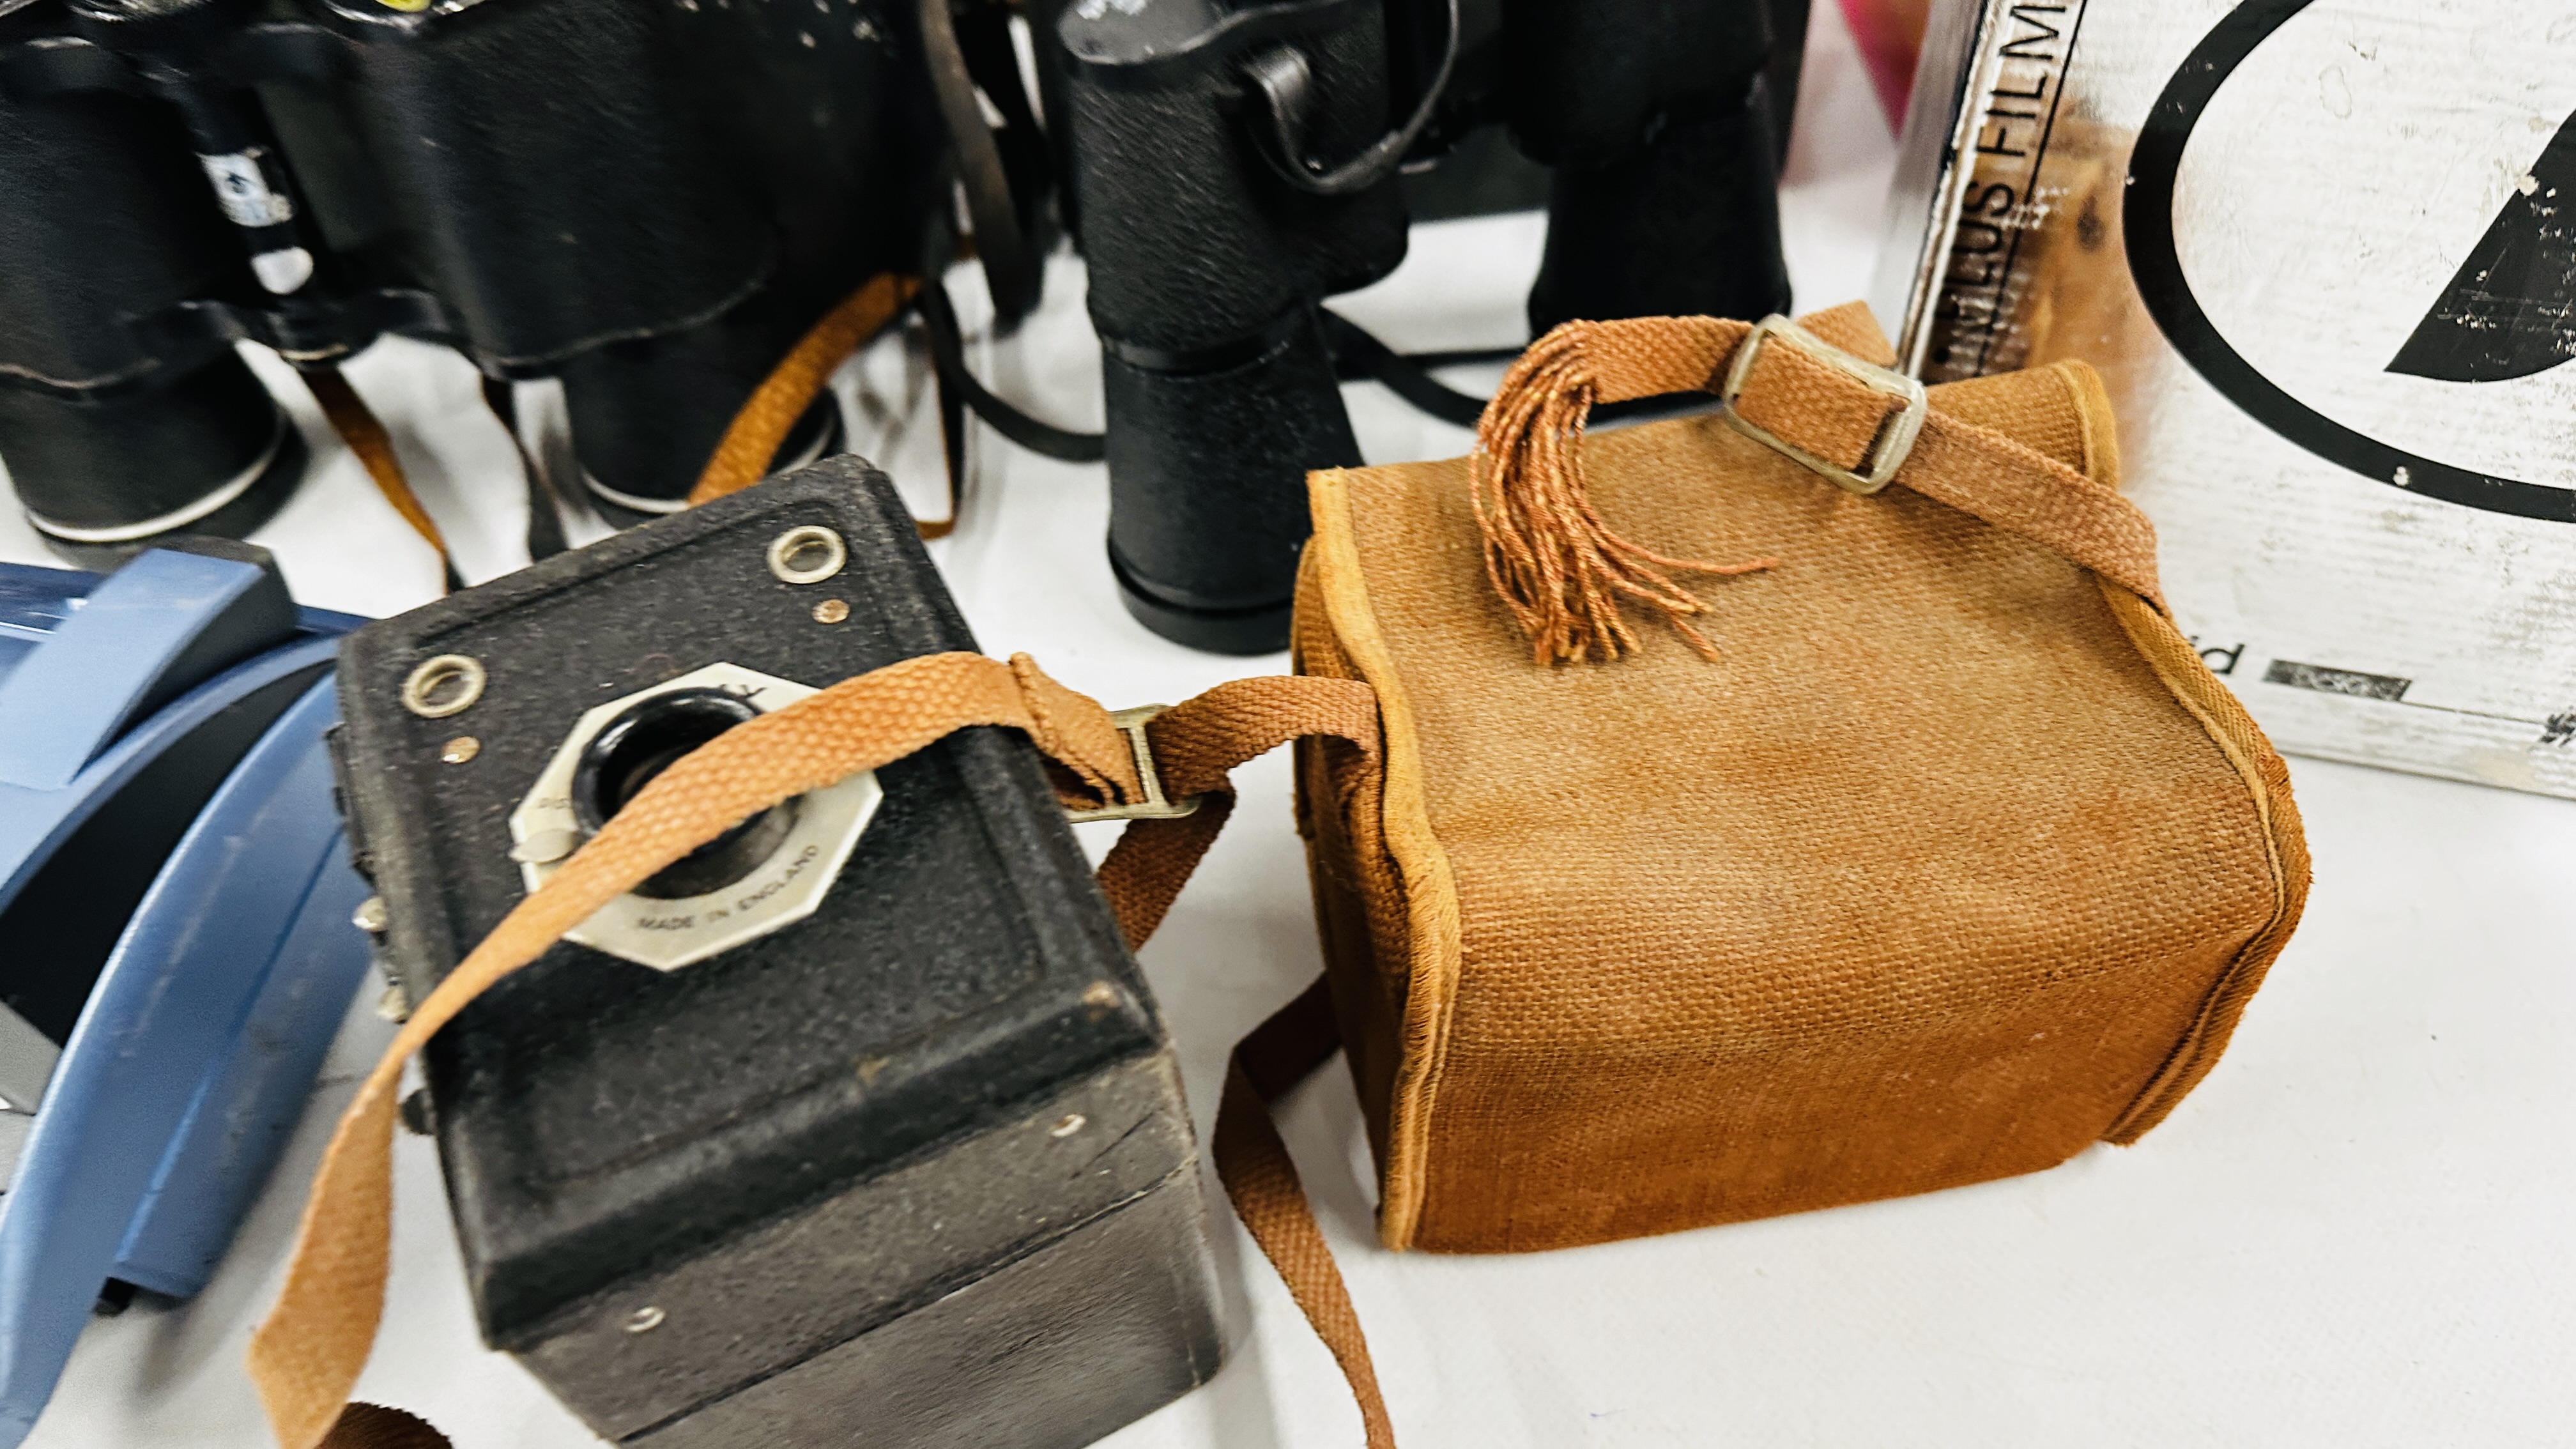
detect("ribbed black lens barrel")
[1054,0,1411,654]
[1099,309,1361,653]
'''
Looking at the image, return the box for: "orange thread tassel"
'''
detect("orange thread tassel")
[1470,323,1772,665]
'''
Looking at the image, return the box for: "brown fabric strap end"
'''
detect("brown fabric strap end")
[301,365,454,592]
[686,273,918,509]
[245,1085,399,1449]
[1010,652,1145,808]
[1089,675,1381,948]
[1793,299,1902,367]
[1212,978,1396,1449]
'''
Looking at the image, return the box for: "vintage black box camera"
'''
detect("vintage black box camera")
[328,460,1222,1446]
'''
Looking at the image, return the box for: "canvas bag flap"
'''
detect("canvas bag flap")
[1291,303,2310,1256]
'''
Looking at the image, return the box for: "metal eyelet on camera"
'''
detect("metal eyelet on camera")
[401,654,486,718]
[767,526,847,585]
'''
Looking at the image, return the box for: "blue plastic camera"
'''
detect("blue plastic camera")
[0,542,370,1446]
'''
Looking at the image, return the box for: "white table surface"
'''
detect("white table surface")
[10,8,2575,1445]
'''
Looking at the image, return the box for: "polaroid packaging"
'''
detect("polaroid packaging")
[1877,0,2576,796]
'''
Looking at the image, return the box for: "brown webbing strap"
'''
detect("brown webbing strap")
[1120,684,1397,1445]
[1118,688,1404,1446]
[1213,977,1396,1448]
[245,652,1386,1448]
[1473,303,2163,664]
[686,273,919,510]
[299,365,459,594]
[1086,677,1381,944]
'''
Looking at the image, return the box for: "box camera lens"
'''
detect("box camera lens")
[568,689,801,900]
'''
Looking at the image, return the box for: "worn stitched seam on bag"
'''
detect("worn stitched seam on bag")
[2094,583,2310,1141]
[1309,466,1463,1252]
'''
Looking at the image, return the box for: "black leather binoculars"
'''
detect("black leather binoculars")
[1041,0,1798,655]
[0,0,952,560]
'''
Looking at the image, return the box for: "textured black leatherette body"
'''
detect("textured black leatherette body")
[332,460,1223,1444]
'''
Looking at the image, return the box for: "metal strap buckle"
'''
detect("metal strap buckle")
[1063,705,1203,823]
[1718,314,1929,496]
